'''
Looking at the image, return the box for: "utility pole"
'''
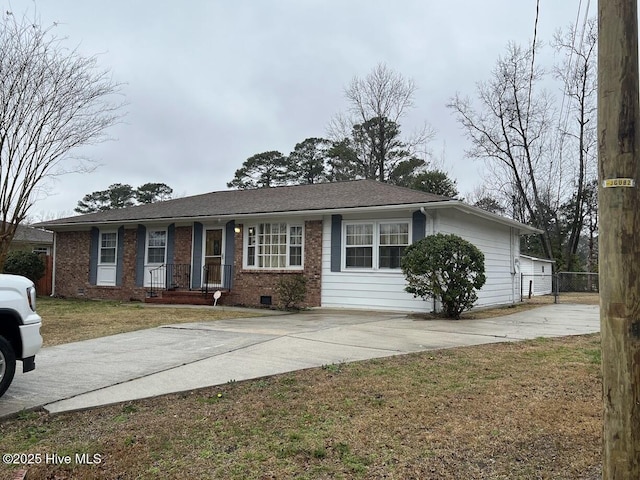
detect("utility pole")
[598,0,640,478]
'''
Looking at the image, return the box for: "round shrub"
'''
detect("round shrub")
[401,233,486,319]
[2,250,45,283]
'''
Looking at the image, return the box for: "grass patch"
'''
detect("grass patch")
[0,334,602,479]
[37,297,264,346]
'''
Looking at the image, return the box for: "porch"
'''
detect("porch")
[145,263,233,305]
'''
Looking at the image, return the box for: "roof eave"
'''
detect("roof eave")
[421,200,542,234]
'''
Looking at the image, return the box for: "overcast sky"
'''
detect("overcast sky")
[5,1,595,219]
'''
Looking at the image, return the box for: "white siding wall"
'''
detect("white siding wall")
[320,209,521,312]
[321,213,429,312]
[436,209,518,308]
[520,257,553,296]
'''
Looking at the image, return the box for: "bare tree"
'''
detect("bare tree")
[448,42,557,260]
[552,18,598,271]
[329,63,435,183]
[0,11,123,268]
[449,18,598,271]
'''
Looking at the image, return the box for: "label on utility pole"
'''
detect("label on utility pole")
[603,178,636,188]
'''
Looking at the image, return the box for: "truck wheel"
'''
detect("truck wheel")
[0,336,16,398]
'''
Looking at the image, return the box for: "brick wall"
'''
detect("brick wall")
[54,231,91,298]
[226,220,323,308]
[55,229,147,301]
[54,220,324,307]
[173,226,192,265]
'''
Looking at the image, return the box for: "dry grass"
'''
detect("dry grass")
[37,297,264,346]
[410,292,600,321]
[6,296,601,478]
[528,292,600,305]
[0,334,602,479]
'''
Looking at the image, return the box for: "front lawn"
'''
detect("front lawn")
[37,297,264,346]
[0,334,602,479]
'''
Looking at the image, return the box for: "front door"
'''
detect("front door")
[204,228,223,286]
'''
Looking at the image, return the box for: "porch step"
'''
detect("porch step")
[145,289,228,306]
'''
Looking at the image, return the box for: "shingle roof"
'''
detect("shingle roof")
[10,224,54,244]
[36,180,453,227]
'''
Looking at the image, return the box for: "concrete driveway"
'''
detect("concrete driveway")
[0,303,599,418]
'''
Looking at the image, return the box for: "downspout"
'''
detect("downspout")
[510,227,515,304]
[50,232,57,297]
[419,207,435,235]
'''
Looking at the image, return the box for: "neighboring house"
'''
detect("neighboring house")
[519,254,555,297]
[7,224,54,255]
[35,180,539,312]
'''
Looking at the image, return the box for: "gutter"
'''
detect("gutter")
[35,200,541,235]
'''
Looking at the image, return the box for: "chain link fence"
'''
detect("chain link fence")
[520,273,554,300]
[520,272,599,304]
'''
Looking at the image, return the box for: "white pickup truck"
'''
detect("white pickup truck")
[0,274,43,397]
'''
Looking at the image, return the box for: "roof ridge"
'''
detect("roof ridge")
[357,178,455,200]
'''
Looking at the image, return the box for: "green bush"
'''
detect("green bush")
[276,274,308,310]
[2,251,45,283]
[401,233,486,319]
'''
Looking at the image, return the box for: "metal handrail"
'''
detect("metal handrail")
[149,263,191,296]
[149,264,165,298]
[148,263,232,296]
[202,264,233,293]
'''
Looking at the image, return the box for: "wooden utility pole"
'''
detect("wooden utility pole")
[598,0,640,478]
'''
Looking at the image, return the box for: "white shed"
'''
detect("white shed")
[519,255,555,297]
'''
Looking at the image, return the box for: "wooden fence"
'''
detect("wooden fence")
[36,255,53,296]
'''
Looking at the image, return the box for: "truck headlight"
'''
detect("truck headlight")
[26,286,36,312]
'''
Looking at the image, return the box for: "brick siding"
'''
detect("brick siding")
[173,226,192,265]
[54,220,323,307]
[54,229,146,301]
[226,220,322,308]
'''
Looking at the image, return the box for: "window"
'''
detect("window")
[96,230,118,286]
[345,224,373,268]
[147,230,166,264]
[245,223,304,269]
[289,225,303,266]
[379,223,409,268]
[100,232,117,264]
[344,221,409,270]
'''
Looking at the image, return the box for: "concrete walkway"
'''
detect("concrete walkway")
[0,304,599,418]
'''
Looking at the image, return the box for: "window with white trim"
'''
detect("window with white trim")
[99,232,117,264]
[96,229,118,286]
[379,222,409,268]
[147,230,167,264]
[245,223,304,269]
[345,224,373,268]
[344,221,410,270]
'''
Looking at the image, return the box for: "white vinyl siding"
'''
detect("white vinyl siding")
[321,210,522,312]
[436,210,519,308]
[323,214,426,312]
[520,256,554,296]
